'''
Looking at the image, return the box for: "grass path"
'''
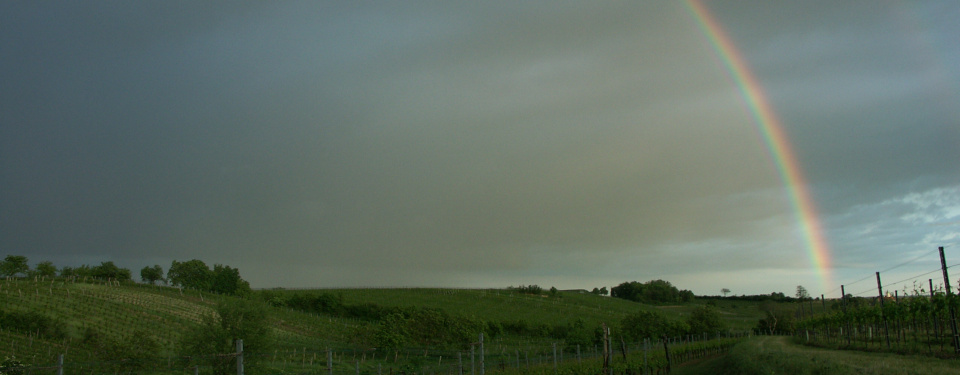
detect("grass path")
[674,336,960,375]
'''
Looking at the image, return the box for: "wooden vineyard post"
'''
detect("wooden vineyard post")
[877,272,891,348]
[930,279,943,351]
[661,335,671,374]
[939,246,960,353]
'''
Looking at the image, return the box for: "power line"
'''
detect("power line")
[849,261,960,297]
[827,247,940,295]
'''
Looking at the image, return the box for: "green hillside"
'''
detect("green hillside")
[0,278,760,374]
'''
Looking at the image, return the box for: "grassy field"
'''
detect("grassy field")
[674,335,960,375]
[0,278,767,373]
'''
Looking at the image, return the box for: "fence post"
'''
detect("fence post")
[661,335,671,374]
[552,343,557,373]
[57,354,63,375]
[328,349,333,375]
[471,344,475,375]
[476,333,484,375]
[939,246,960,353]
[876,272,890,348]
[236,339,244,375]
[642,338,648,375]
[459,351,463,375]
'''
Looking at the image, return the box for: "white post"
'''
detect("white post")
[552,343,557,372]
[479,333,485,375]
[236,339,244,375]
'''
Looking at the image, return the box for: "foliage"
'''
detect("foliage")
[210,264,251,296]
[796,285,810,300]
[0,356,26,375]
[140,264,165,284]
[611,280,695,304]
[33,261,57,278]
[0,255,29,277]
[167,260,250,296]
[621,310,687,341]
[90,261,132,281]
[686,305,725,334]
[84,328,162,373]
[513,285,544,295]
[755,301,795,335]
[168,259,213,291]
[374,312,409,350]
[0,309,67,339]
[179,298,272,375]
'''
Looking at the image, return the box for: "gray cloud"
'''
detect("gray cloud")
[2,1,959,295]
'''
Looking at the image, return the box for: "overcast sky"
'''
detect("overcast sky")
[2,1,958,297]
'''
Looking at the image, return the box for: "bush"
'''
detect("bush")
[0,310,66,339]
[686,305,725,335]
[178,299,272,375]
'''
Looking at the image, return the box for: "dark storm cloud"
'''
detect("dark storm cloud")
[2,1,958,295]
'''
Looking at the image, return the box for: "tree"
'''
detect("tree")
[0,255,29,277]
[599,287,608,296]
[168,260,212,290]
[210,264,251,296]
[621,310,683,341]
[374,312,409,351]
[140,265,165,285]
[34,261,57,278]
[591,287,601,295]
[686,305,725,334]
[178,299,272,375]
[611,280,690,303]
[756,301,796,335]
[90,261,132,281]
[721,288,731,297]
[796,285,809,301]
[549,286,558,296]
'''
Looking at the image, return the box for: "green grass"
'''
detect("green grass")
[673,335,960,375]
[0,279,772,374]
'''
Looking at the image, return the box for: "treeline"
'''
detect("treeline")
[697,291,799,303]
[610,280,695,304]
[0,255,250,296]
[258,291,596,348]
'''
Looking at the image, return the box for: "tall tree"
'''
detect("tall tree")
[210,264,251,296]
[168,260,212,290]
[140,265,165,285]
[91,261,132,281]
[34,261,57,278]
[796,285,810,301]
[0,255,29,277]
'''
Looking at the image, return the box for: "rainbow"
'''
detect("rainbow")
[685,0,834,293]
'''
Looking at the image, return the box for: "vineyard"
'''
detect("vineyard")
[0,277,757,374]
[790,246,960,358]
